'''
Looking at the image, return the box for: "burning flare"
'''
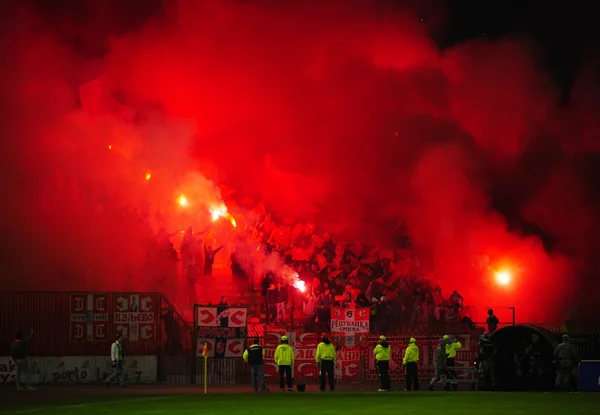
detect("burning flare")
[145,172,152,181]
[293,278,306,293]
[177,194,189,207]
[281,266,305,292]
[495,271,511,286]
[209,203,236,228]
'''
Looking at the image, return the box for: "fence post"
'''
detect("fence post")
[510,307,516,325]
[191,304,197,385]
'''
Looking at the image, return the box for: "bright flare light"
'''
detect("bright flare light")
[177,194,189,207]
[495,271,511,286]
[210,204,237,228]
[145,172,152,181]
[293,279,306,292]
[210,204,227,221]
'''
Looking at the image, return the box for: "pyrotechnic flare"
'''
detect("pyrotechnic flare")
[495,271,511,286]
[209,203,237,228]
[177,194,189,207]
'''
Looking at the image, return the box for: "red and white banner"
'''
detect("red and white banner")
[262,332,361,380]
[69,293,109,342]
[195,305,248,358]
[113,293,159,342]
[330,307,370,347]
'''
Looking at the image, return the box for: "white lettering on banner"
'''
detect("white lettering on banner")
[141,297,153,312]
[114,313,155,323]
[330,322,370,331]
[69,293,110,342]
[331,307,370,347]
[0,356,157,385]
[116,297,128,312]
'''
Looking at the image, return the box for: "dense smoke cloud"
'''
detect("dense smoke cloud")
[1,0,599,322]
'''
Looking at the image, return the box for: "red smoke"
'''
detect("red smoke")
[0,0,598,323]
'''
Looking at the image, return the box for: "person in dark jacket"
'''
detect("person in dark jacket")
[11,329,35,390]
[243,338,268,392]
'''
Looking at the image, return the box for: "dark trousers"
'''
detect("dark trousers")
[250,365,266,391]
[377,361,391,390]
[319,360,335,391]
[446,357,457,390]
[405,362,420,391]
[279,365,293,389]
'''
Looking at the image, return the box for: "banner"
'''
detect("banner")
[113,293,159,342]
[196,305,248,358]
[262,332,361,381]
[69,293,109,342]
[330,307,370,347]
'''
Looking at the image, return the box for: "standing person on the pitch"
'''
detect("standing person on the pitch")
[274,336,294,392]
[105,333,126,387]
[11,329,35,391]
[243,338,268,392]
[316,335,336,391]
[429,338,450,391]
[403,337,420,391]
[374,335,391,391]
[444,334,462,390]
[554,334,577,392]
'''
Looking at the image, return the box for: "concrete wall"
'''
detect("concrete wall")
[0,355,157,385]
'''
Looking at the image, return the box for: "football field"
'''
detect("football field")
[3,389,600,415]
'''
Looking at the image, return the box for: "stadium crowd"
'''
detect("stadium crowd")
[256,230,476,334]
[147,209,479,333]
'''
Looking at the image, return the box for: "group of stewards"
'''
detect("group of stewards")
[243,333,464,392]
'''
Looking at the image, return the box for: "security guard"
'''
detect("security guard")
[315,335,336,391]
[373,335,391,391]
[477,332,497,390]
[274,335,294,392]
[444,334,462,390]
[402,337,420,391]
[243,338,268,392]
[554,334,577,391]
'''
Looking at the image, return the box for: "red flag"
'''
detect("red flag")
[202,342,209,358]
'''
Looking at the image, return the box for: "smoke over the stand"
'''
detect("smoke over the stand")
[1,0,599,322]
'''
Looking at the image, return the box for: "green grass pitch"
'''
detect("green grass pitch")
[4,392,600,415]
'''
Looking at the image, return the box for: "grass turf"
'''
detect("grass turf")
[5,392,600,415]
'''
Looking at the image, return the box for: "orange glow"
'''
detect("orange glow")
[210,204,227,221]
[145,172,152,181]
[177,194,189,207]
[108,144,112,150]
[495,271,511,286]
[209,203,237,228]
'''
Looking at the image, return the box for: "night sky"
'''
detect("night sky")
[2,0,600,322]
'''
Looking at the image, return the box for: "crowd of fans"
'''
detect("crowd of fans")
[230,220,475,334]
[139,206,479,334]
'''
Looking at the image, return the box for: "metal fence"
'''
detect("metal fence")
[3,290,600,386]
[178,333,481,386]
[0,291,174,356]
